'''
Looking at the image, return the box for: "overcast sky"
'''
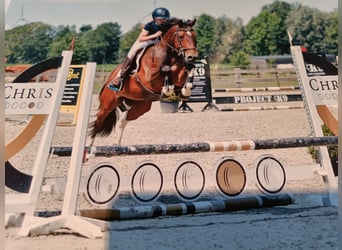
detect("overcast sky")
[5,0,338,32]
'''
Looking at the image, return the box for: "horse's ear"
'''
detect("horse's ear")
[189,19,196,27]
[183,19,196,27]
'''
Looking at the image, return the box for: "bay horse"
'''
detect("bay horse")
[89,19,198,145]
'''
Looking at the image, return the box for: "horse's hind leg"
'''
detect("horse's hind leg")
[114,110,130,145]
[113,101,152,145]
[125,101,152,121]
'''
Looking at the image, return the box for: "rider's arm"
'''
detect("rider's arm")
[137,29,162,42]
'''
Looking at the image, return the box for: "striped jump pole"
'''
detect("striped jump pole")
[212,86,300,93]
[36,193,294,221]
[218,105,304,112]
[50,136,338,157]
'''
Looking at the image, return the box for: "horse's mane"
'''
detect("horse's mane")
[168,18,195,28]
[162,18,196,39]
[168,17,182,26]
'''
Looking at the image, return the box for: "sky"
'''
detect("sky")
[5,0,338,33]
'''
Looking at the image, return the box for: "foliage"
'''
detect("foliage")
[118,23,142,61]
[229,51,250,68]
[5,22,54,63]
[212,16,245,64]
[48,26,88,64]
[308,124,338,161]
[4,1,338,65]
[243,10,286,56]
[323,10,338,54]
[82,22,121,64]
[286,6,337,54]
[161,92,180,102]
[194,14,216,58]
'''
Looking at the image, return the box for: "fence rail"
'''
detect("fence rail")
[5,67,298,88]
[210,68,297,88]
[93,67,298,88]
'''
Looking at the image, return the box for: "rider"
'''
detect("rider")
[108,7,173,91]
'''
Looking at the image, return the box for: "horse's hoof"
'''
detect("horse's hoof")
[181,82,193,97]
[185,82,193,89]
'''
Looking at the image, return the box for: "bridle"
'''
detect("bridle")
[160,27,197,58]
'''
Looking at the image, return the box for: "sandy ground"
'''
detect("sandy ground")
[5,96,338,250]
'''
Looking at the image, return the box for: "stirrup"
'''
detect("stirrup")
[108,79,123,91]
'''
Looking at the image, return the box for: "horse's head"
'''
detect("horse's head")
[162,19,198,64]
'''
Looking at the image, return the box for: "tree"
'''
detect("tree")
[79,24,92,33]
[286,6,331,53]
[5,22,54,63]
[118,23,142,61]
[229,51,250,68]
[47,25,90,64]
[261,1,292,54]
[323,10,338,55]
[243,1,294,56]
[83,22,121,64]
[212,16,245,64]
[244,10,287,56]
[195,14,216,58]
[4,2,337,65]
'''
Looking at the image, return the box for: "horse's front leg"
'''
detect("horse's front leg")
[181,67,195,98]
[161,65,175,97]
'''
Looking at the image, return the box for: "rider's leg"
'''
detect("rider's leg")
[108,57,133,91]
[108,39,158,91]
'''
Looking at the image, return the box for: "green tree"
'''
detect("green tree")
[79,24,93,33]
[229,51,250,68]
[48,25,90,64]
[118,23,142,61]
[323,10,338,55]
[212,16,245,64]
[5,22,54,63]
[286,6,331,53]
[82,22,121,64]
[195,14,216,58]
[261,1,292,54]
[244,10,285,56]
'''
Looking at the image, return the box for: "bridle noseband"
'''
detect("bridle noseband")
[161,27,197,58]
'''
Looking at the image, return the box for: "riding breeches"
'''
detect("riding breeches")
[127,39,159,59]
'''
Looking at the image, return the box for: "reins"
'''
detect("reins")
[160,27,196,57]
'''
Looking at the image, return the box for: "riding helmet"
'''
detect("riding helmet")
[152,7,170,19]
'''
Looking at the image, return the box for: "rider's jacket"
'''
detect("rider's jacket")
[143,18,180,36]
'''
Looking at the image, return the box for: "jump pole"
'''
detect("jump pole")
[217,105,304,112]
[50,136,338,157]
[212,86,300,93]
[35,193,294,221]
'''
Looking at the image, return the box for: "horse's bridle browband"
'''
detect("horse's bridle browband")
[161,28,197,57]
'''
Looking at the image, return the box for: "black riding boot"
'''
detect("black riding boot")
[108,57,133,91]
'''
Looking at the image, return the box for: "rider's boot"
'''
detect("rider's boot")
[108,57,133,91]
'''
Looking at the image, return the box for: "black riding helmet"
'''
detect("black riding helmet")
[152,7,170,19]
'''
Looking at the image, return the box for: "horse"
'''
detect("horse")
[89,19,198,145]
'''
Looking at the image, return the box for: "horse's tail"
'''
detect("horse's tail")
[89,108,118,140]
[89,84,118,140]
